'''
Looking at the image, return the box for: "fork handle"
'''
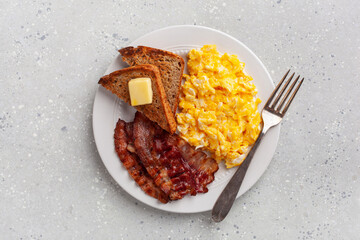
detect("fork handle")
[212,129,267,222]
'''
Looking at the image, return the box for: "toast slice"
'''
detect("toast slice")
[98,64,176,134]
[119,46,185,115]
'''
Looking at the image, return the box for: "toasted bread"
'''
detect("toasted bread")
[119,46,185,115]
[98,64,176,134]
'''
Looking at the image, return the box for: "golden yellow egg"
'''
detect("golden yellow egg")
[176,45,262,168]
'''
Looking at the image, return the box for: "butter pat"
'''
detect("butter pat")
[128,78,153,106]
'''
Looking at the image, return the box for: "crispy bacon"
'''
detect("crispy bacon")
[114,112,219,203]
[133,112,219,200]
[114,119,169,203]
[167,134,219,193]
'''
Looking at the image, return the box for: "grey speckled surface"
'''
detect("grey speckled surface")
[1,0,360,239]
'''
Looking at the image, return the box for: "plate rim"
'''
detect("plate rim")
[92,25,280,213]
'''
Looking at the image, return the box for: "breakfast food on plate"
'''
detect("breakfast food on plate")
[99,44,262,202]
[114,112,219,203]
[119,46,185,115]
[176,45,262,168]
[99,64,176,134]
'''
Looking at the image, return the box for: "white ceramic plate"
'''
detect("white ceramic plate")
[92,25,280,213]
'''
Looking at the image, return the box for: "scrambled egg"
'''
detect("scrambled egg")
[176,45,262,168]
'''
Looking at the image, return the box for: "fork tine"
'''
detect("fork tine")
[265,69,290,107]
[270,72,295,109]
[281,78,304,115]
[277,75,300,111]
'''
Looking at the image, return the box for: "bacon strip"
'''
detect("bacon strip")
[133,112,219,200]
[114,119,169,203]
[167,134,218,193]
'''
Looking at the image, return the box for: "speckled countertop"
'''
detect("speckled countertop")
[1,0,359,239]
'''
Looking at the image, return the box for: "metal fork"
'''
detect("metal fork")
[212,70,304,222]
